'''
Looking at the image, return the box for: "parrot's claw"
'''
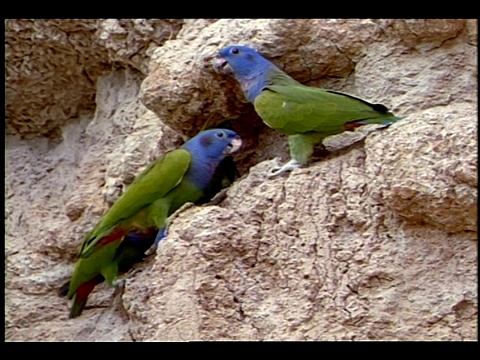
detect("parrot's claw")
[109,279,128,319]
[144,202,195,256]
[112,278,126,288]
[269,159,301,177]
[168,202,194,225]
[145,244,158,256]
[204,187,229,206]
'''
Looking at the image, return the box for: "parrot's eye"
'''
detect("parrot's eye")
[216,131,225,138]
[231,47,239,55]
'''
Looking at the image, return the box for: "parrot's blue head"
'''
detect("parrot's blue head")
[214,45,273,80]
[213,45,276,102]
[182,128,242,190]
[183,128,242,160]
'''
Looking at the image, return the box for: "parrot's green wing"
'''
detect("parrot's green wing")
[254,84,398,135]
[79,149,191,258]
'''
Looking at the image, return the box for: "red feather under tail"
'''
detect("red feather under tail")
[69,276,103,319]
[343,115,404,132]
[342,121,364,131]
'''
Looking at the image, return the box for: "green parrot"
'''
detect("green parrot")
[59,128,242,318]
[213,45,404,176]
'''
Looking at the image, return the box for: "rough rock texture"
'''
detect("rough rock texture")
[5,19,183,138]
[5,19,477,341]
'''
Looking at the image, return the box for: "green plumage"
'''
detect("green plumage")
[79,149,191,259]
[62,128,241,318]
[256,73,402,175]
[66,149,195,316]
[255,73,401,136]
[214,45,404,175]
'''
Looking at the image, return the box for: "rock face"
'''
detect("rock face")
[5,19,477,341]
[5,19,183,138]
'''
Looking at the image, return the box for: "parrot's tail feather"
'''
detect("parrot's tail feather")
[377,115,405,124]
[69,276,103,318]
[58,281,70,297]
[344,115,405,131]
[69,297,88,319]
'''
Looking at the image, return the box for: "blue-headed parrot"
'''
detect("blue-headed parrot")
[59,128,242,318]
[213,45,403,176]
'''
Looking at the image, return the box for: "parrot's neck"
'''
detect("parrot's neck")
[185,154,221,190]
[240,65,298,103]
[242,77,266,103]
[233,58,274,102]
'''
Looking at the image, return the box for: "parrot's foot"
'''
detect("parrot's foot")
[109,279,129,320]
[205,187,229,206]
[112,278,126,288]
[145,228,167,256]
[122,266,143,279]
[108,279,126,307]
[145,202,195,256]
[170,202,195,221]
[269,159,301,177]
[113,281,125,297]
[145,243,160,256]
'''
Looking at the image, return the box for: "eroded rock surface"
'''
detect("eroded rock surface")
[5,19,182,138]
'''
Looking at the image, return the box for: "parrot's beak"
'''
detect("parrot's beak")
[224,136,242,155]
[213,56,233,74]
